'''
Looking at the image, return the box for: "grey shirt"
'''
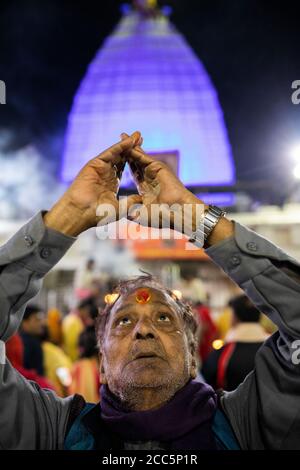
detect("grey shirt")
[0,212,300,449]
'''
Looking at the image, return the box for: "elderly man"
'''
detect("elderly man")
[0,132,300,450]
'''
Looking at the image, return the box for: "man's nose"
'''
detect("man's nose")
[133,318,157,340]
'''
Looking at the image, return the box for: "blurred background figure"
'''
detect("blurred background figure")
[6,333,54,390]
[215,299,277,341]
[215,304,234,341]
[69,326,100,403]
[178,266,207,304]
[74,258,102,299]
[76,258,96,289]
[41,326,72,397]
[201,295,269,391]
[46,307,63,345]
[19,305,45,376]
[177,266,217,363]
[62,297,98,362]
[196,303,218,363]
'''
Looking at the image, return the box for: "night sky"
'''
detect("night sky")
[0,0,299,205]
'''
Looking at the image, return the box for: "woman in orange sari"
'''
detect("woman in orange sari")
[68,326,100,403]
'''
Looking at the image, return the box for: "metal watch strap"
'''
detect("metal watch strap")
[189,205,226,248]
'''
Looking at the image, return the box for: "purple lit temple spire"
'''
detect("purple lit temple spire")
[61,4,235,188]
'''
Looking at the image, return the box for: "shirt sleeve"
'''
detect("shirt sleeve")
[0,212,76,449]
[206,222,300,449]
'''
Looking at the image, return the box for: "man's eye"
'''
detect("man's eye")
[158,313,171,322]
[118,317,132,326]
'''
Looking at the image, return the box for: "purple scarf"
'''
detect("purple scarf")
[100,380,218,450]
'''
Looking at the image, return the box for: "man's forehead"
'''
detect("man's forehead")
[111,287,178,315]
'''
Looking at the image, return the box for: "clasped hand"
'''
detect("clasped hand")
[45,131,205,238]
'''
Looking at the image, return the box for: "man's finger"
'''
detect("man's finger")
[95,139,131,164]
[120,132,152,183]
[97,132,141,164]
[127,147,154,184]
[114,159,126,180]
[121,131,142,145]
[128,157,145,184]
[108,132,141,178]
[128,147,155,167]
[121,132,147,158]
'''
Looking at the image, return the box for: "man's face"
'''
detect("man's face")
[100,287,197,402]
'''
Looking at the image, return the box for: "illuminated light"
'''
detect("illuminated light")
[171,289,182,300]
[104,293,120,305]
[291,145,300,162]
[135,288,151,304]
[61,9,235,188]
[212,339,224,350]
[293,163,300,180]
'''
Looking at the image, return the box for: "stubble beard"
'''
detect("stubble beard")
[108,361,190,411]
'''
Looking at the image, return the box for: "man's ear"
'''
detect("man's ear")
[99,351,107,384]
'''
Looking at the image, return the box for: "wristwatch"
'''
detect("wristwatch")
[189,205,227,248]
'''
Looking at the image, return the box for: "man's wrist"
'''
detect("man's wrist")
[177,195,234,247]
[44,199,92,237]
[206,216,234,247]
[174,194,208,239]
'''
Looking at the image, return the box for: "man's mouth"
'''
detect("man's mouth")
[134,352,159,360]
[130,349,167,363]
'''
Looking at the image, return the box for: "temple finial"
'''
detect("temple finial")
[133,0,159,17]
[135,0,157,8]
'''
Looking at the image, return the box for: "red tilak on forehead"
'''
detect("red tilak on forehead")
[135,288,151,304]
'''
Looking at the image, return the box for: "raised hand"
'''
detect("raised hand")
[44,131,141,236]
[122,133,206,236]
